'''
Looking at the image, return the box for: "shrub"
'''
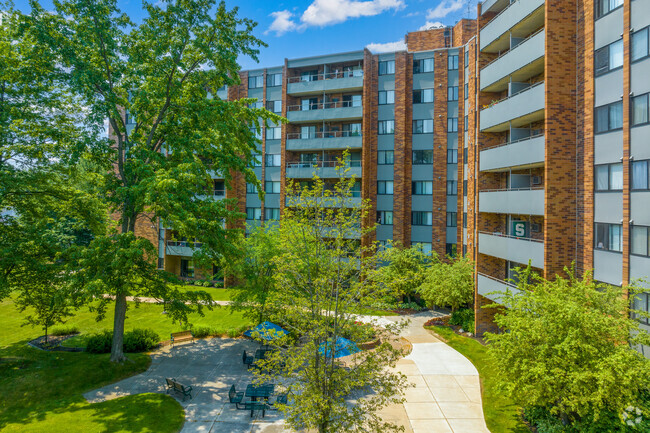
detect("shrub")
[203,281,212,287]
[51,325,80,336]
[192,326,213,338]
[85,330,113,353]
[449,308,475,332]
[123,328,160,352]
[397,301,425,311]
[193,279,203,286]
[227,329,240,338]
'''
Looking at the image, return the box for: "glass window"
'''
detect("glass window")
[609,39,624,70]
[378,90,395,105]
[448,55,459,70]
[413,89,434,104]
[413,58,434,73]
[596,0,623,19]
[412,150,433,164]
[447,149,458,164]
[446,212,457,227]
[595,102,623,133]
[447,180,458,195]
[412,211,433,226]
[447,86,459,101]
[448,118,458,132]
[632,93,649,126]
[342,123,362,137]
[246,183,258,194]
[248,75,263,89]
[266,127,281,140]
[377,211,393,225]
[595,223,622,252]
[464,49,469,66]
[378,150,394,165]
[609,163,623,190]
[595,163,623,191]
[412,181,433,195]
[266,100,282,113]
[251,154,262,167]
[464,83,469,100]
[632,160,649,190]
[609,224,622,252]
[595,165,610,191]
[609,102,623,130]
[413,119,434,134]
[463,212,468,228]
[266,73,282,87]
[378,120,395,135]
[377,181,394,195]
[246,207,261,220]
[264,208,280,220]
[379,60,395,75]
[265,181,281,194]
[632,226,650,256]
[632,27,650,62]
[265,154,281,167]
[595,39,623,76]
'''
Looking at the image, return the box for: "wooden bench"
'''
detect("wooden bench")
[165,378,193,401]
[170,331,194,347]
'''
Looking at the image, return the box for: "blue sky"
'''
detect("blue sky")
[11,0,477,70]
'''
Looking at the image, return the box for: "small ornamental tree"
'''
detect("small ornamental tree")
[485,265,650,427]
[417,256,474,312]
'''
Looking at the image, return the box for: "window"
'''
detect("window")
[464,147,468,163]
[418,242,433,255]
[448,55,459,70]
[595,39,623,76]
[446,243,457,258]
[266,127,281,140]
[447,180,458,195]
[265,181,281,194]
[448,118,458,132]
[464,83,468,100]
[446,212,457,227]
[342,123,362,137]
[463,212,468,229]
[464,49,469,66]
[464,115,468,130]
[595,163,623,191]
[250,127,262,140]
[249,101,263,109]
[264,208,280,220]
[342,94,362,107]
[463,180,468,196]
[413,119,434,134]
[265,154,281,167]
[413,58,434,73]
[266,100,282,113]
[301,98,319,111]
[377,181,394,194]
[246,183,258,194]
[246,207,261,220]
[214,180,225,196]
[447,149,458,164]
[412,181,433,195]
[248,75,263,89]
[632,27,650,62]
[632,160,650,190]
[412,150,433,164]
[595,223,622,252]
[378,120,395,135]
[595,101,623,133]
[596,0,623,19]
[377,211,394,225]
[379,60,395,75]
[632,226,650,257]
[447,86,459,101]
[413,89,434,104]
[251,154,262,167]
[266,73,282,87]
[632,93,650,126]
[378,90,395,105]
[412,211,433,226]
[300,70,319,82]
[633,292,650,325]
[378,150,394,165]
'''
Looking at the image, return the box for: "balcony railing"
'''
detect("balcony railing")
[480,81,545,131]
[287,131,362,140]
[286,160,362,169]
[288,101,362,112]
[167,240,202,248]
[478,230,545,268]
[287,70,364,83]
[478,230,543,243]
[482,133,544,151]
[482,28,545,71]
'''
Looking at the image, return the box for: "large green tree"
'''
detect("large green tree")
[417,256,474,312]
[30,0,279,361]
[485,266,650,427]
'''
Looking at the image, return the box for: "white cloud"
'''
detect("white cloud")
[418,21,445,31]
[366,39,407,53]
[267,0,404,35]
[426,0,465,20]
[265,10,297,36]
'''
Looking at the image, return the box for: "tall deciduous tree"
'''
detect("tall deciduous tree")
[417,256,474,312]
[30,0,279,361]
[253,168,408,433]
[485,266,650,426]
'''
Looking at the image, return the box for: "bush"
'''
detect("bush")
[51,325,79,336]
[192,326,213,338]
[85,330,113,353]
[449,308,475,332]
[193,280,203,286]
[397,301,425,311]
[202,280,212,287]
[123,328,160,352]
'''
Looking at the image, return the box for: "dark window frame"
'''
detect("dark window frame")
[595,101,623,134]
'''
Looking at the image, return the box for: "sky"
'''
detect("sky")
[11,0,478,70]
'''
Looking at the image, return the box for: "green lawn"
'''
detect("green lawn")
[426,326,529,433]
[175,284,241,301]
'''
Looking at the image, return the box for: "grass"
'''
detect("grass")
[175,284,242,301]
[425,325,529,433]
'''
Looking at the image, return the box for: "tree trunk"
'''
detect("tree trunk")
[44,324,48,344]
[110,293,128,362]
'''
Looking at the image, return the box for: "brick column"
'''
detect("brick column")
[362,49,378,248]
[280,60,289,215]
[432,51,449,258]
[622,0,631,288]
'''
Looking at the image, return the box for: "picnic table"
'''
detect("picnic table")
[245,383,275,401]
[254,348,272,360]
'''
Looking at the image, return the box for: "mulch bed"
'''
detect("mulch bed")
[28,334,84,352]
[424,315,487,345]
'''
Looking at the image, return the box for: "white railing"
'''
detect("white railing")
[287,70,364,83]
[480,186,544,193]
[286,131,362,140]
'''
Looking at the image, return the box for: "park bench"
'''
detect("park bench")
[236,401,270,417]
[228,384,244,404]
[170,330,194,347]
[242,350,254,369]
[165,378,193,401]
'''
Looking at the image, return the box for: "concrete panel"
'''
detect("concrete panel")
[287,106,363,123]
[479,189,545,215]
[412,165,434,180]
[413,73,435,89]
[411,195,433,210]
[594,7,624,50]
[594,131,623,164]
[631,192,650,226]
[448,101,459,118]
[377,165,394,180]
[447,196,457,210]
[593,249,623,286]
[412,134,435,149]
[378,135,395,150]
[266,87,282,100]
[413,105,434,119]
[287,76,363,95]
[165,244,196,257]
[480,135,545,171]
[478,232,544,268]
[446,227,457,244]
[264,194,280,208]
[594,192,623,223]
[248,88,263,100]
[447,133,458,149]
[477,273,520,303]
[287,51,364,68]
[266,140,281,154]
[480,82,545,131]
[265,167,282,182]
[448,70,459,87]
[286,136,362,151]
[632,0,650,31]
[632,125,650,160]
[378,105,395,121]
[594,70,624,107]
[246,194,262,207]
[411,225,433,243]
[479,0,545,50]
[447,164,458,180]
[378,76,395,91]
[286,165,362,179]
[376,225,394,241]
[631,59,650,96]
[631,255,650,287]
[377,195,394,210]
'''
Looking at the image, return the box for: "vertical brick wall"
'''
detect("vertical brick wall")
[544,0,578,279]
[432,51,449,258]
[406,28,448,51]
[226,71,248,230]
[393,51,413,247]
[622,0,631,286]
[362,49,378,247]
[280,61,289,215]
[456,44,467,252]
[260,70,267,223]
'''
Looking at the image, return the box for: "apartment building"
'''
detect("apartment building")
[145,0,650,336]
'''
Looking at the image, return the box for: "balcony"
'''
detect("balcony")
[166,240,201,257]
[480,81,545,132]
[477,272,520,303]
[478,231,544,268]
[480,0,545,53]
[286,160,362,179]
[479,187,544,215]
[286,131,363,151]
[481,0,509,15]
[480,29,545,92]
[287,71,364,96]
[287,101,363,124]
[286,195,362,208]
[480,134,545,171]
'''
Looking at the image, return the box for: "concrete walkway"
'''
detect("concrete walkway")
[84,312,489,433]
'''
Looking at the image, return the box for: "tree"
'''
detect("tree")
[30,0,280,361]
[417,255,474,312]
[225,225,280,323]
[485,265,650,427]
[251,168,408,433]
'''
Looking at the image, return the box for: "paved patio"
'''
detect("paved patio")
[84,312,490,433]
